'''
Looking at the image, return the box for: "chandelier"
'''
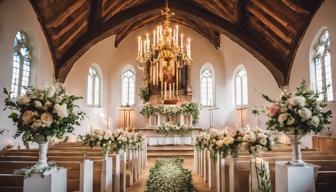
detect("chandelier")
[136,1,192,101]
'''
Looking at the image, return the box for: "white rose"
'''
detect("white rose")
[278,113,289,125]
[22,110,34,124]
[280,106,287,113]
[287,116,295,125]
[55,96,62,104]
[16,96,30,105]
[34,100,43,108]
[54,104,68,118]
[256,145,263,152]
[216,140,224,147]
[309,116,320,127]
[31,120,42,130]
[259,138,267,146]
[288,96,306,107]
[47,86,56,98]
[298,107,312,121]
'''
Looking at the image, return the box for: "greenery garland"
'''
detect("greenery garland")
[146,158,195,192]
[140,102,200,125]
[155,122,188,136]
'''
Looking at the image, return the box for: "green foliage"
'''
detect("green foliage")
[3,84,86,143]
[155,122,189,136]
[180,102,200,124]
[254,163,272,192]
[146,158,195,192]
[139,87,150,104]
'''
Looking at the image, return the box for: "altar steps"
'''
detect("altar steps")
[147,145,194,158]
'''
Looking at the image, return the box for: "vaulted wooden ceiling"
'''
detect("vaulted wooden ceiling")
[29,0,323,86]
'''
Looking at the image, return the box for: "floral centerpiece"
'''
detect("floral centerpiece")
[80,129,113,157]
[180,102,200,125]
[253,81,332,165]
[159,105,181,118]
[127,132,145,151]
[155,122,187,136]
[242,128,274,156]
[3,84,85,171]
[110,129,129,153]
[140,104,159,117]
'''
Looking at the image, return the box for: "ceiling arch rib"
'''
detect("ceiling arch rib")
[29,0,324,86]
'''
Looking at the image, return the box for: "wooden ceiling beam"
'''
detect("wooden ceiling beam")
[281,0,309,15]
[46,0,86,28]
[56,22,87,52]
[250,0,296,34]
[51,11,87,40]
[247,6,292,44]
[88,0,102,30]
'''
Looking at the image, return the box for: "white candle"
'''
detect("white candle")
[156,63,159,85]
[140,40,143,56]
[176,25,179,45]
[187,38,191,58]
[164,81,167,99]
[146,33,150,50]
[173,83,175,96]
[153,30,156,46]
[169,83,172,99]
[156,26,160,44]
[181,34,184,49]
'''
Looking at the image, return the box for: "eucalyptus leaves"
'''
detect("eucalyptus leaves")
[146,158,194,192]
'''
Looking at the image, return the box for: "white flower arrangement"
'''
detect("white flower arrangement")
[252,81,332,136]
[155,122,187,136]
[242,128,274,156]
[80,129,113,155]
[3,83,85,143]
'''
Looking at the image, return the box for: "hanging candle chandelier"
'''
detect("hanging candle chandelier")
[136,1,192,100]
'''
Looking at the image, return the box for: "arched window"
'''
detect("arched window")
[87,65,101,107]
[122,68,135,106]
[311,30,333,101]
[200,65,214,106]
[11,31,32,98]
[234,66,248,107]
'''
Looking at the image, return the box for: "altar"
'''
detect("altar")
[138,127,202,146]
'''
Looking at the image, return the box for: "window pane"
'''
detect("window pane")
[94,76,100,106]
[122,69,135,106]
[87,73,93,105]
[242,75,248,105]
[235,77,242,106]
[200,68,214,106]
[324,52,333,101]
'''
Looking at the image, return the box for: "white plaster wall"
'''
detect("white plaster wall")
[0,0,54,149]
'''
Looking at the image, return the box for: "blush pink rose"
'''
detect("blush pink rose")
[269,103,280,117]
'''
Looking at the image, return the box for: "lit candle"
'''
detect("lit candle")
[181,34,184,49]
[187,38,191,58]
[156,26,160,44]
[153,30,156,46]
[169,83,172,99]
[176,25,179,45]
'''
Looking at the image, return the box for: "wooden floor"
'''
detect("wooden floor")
[128,157,210,192]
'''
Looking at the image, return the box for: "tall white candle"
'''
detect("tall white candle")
[176,25,179,45]
[169,83,172,99]
[164,82,167,99]
[140,40,143,55]
[181,34,184,49]
[153,65,156,85]
[153,30,156,46]
[187,38,191,58]
[157,26,160,44]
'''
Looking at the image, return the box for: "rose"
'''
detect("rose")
[54,104,68,118]
[41,112,53,127]
[287,116,295,125]
[16,96,30,105]
[308,116,320,127]
[34,100,43,108]
[45,101,53,108]
[223,136,234,145]
[269,103,280,117]
[22,110,34,124]
[278,113,289,125]
[288,96,306,107]
[255,145,263,153]
[259,138,267,145]
[47,86,56,98]
[298,107,312,121]
[31,120,42,130]
[55,96,62,104]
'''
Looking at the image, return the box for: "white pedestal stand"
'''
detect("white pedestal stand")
[101,157,113,192]
[24,168,67,192]
[275,161,315,192]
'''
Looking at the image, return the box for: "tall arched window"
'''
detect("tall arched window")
[122,68,135,106]
[200,65,214,106]
[311,30,333,101]
[234,66,248,107]
[11,31,32,98]
[87,65,101,107]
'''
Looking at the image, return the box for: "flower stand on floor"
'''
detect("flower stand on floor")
[23,168,67,192]
[275,161,315,192]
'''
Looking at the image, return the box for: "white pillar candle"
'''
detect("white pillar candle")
[153,30,156,47]
[176,25,179,45]
[164,81,167,99]
[169,83,172,99]
[181,34,184,49]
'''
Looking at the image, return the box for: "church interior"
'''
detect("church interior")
[0,0,336,191]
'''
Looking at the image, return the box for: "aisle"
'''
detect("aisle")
[128,157,210,192]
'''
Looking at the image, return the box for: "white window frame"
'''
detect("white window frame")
[200,64,215,107]
[121,66,136,106]
[11,31,32,98]
[87,64,102,107]
[311,29,333,101]
[234,65,248,108]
